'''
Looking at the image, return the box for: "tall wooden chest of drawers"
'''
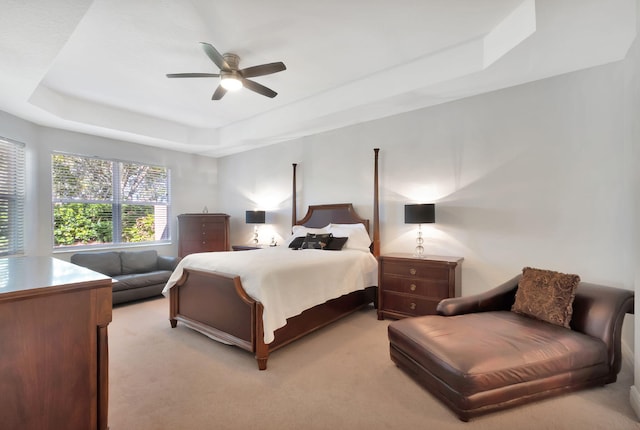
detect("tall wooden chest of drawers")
[377,253,463,320]
[177,213,230,257]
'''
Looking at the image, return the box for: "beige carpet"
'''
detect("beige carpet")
[109,297,639,430]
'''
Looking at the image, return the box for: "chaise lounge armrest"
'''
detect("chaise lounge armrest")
[570,282,634,376]
[436,275,520,316]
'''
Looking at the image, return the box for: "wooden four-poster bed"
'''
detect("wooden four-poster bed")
[165,148,381,370]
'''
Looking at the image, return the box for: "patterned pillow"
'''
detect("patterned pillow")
[301,233,333,250]
[511,267,580,328]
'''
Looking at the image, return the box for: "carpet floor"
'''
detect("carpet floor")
[108,297,639,430]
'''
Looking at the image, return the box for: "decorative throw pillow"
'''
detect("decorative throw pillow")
[511,267,580,328]
[301,233,333,250]
[324,237,348,251]
[288,236,305,249]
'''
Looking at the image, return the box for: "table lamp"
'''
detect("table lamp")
[245,210,266,244]
[404,204,435,257]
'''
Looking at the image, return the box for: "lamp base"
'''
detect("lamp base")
[413,225,425,258]
[252,226,259,244]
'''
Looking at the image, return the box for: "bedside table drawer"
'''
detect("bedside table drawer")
[381,261,449,280]
[381,292,439,317]
[380,275,448,298]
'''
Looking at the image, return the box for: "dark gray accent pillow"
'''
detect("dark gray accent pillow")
[121,250,158,274]
[301,233,333,250]
[288,236,305,249]
[324,237,348,251]
[71,251,122,276]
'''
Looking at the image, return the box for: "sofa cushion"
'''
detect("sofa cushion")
[511,267,580,328]
[388,311,608,396]
[120,250,158,274]
[112,270,172,291]
[71,251,121,276]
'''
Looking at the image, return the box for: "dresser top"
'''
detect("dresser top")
[381,253,463,264]
[178,213,229,217]
[0,256,112,299]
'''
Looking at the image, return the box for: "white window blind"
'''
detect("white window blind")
[52,153,170,248]
[0,138,26,256]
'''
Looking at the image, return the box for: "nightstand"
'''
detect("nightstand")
[377,253,463,320]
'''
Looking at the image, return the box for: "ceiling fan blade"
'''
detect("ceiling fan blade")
[166,73,220,78]
[212,85,227,100]
[200,42,229,70]
[240,62,286,78]
[241,78,277,98]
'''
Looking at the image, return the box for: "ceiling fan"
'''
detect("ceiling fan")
[166,42,286,100]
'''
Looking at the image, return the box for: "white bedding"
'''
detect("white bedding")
[163,246,378,343]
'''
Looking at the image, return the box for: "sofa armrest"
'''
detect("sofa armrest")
[157,255,179,271]
[570,282,634,377]
[437,275,521,316]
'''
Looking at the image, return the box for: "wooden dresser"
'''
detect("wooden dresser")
[177,213,230,257]
[0,256,112,430]
[377,253,463,320]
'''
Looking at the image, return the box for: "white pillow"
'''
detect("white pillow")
[284,224,330,247]
[327,223,371,252]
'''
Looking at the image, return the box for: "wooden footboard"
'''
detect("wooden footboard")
[169,268,375,370]
[169,269,259,353]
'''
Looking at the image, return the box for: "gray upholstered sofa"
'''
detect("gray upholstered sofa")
[70,250,179,305]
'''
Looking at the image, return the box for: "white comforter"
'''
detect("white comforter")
[163,247,378,343]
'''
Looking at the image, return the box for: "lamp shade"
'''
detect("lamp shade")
[245,210,266,224]
[404,204,435,224]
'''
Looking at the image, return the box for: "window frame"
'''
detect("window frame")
[51,151,171,250]
[0,137,26,257]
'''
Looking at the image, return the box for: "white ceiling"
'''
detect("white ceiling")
[0,0,636,157]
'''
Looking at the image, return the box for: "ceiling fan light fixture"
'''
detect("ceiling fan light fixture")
[220,71,243,91]
[167,43,284,100]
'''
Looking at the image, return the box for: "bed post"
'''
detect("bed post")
[373,148,380,257]
[292,163,297,227]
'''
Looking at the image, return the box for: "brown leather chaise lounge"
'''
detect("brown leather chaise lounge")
[387,269,634,421]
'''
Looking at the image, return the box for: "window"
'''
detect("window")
[0,138,26,256]
[52,153,170,248]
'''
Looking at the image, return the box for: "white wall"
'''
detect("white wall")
[0,110,219,259]
[219,60,635,294]
[626,0,640,419]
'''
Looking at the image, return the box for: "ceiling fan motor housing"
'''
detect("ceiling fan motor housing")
[222,53,240,70]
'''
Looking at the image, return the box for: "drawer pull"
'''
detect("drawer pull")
[410,284,417,291]
[409,268,417,275]
[409,302,416,310]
